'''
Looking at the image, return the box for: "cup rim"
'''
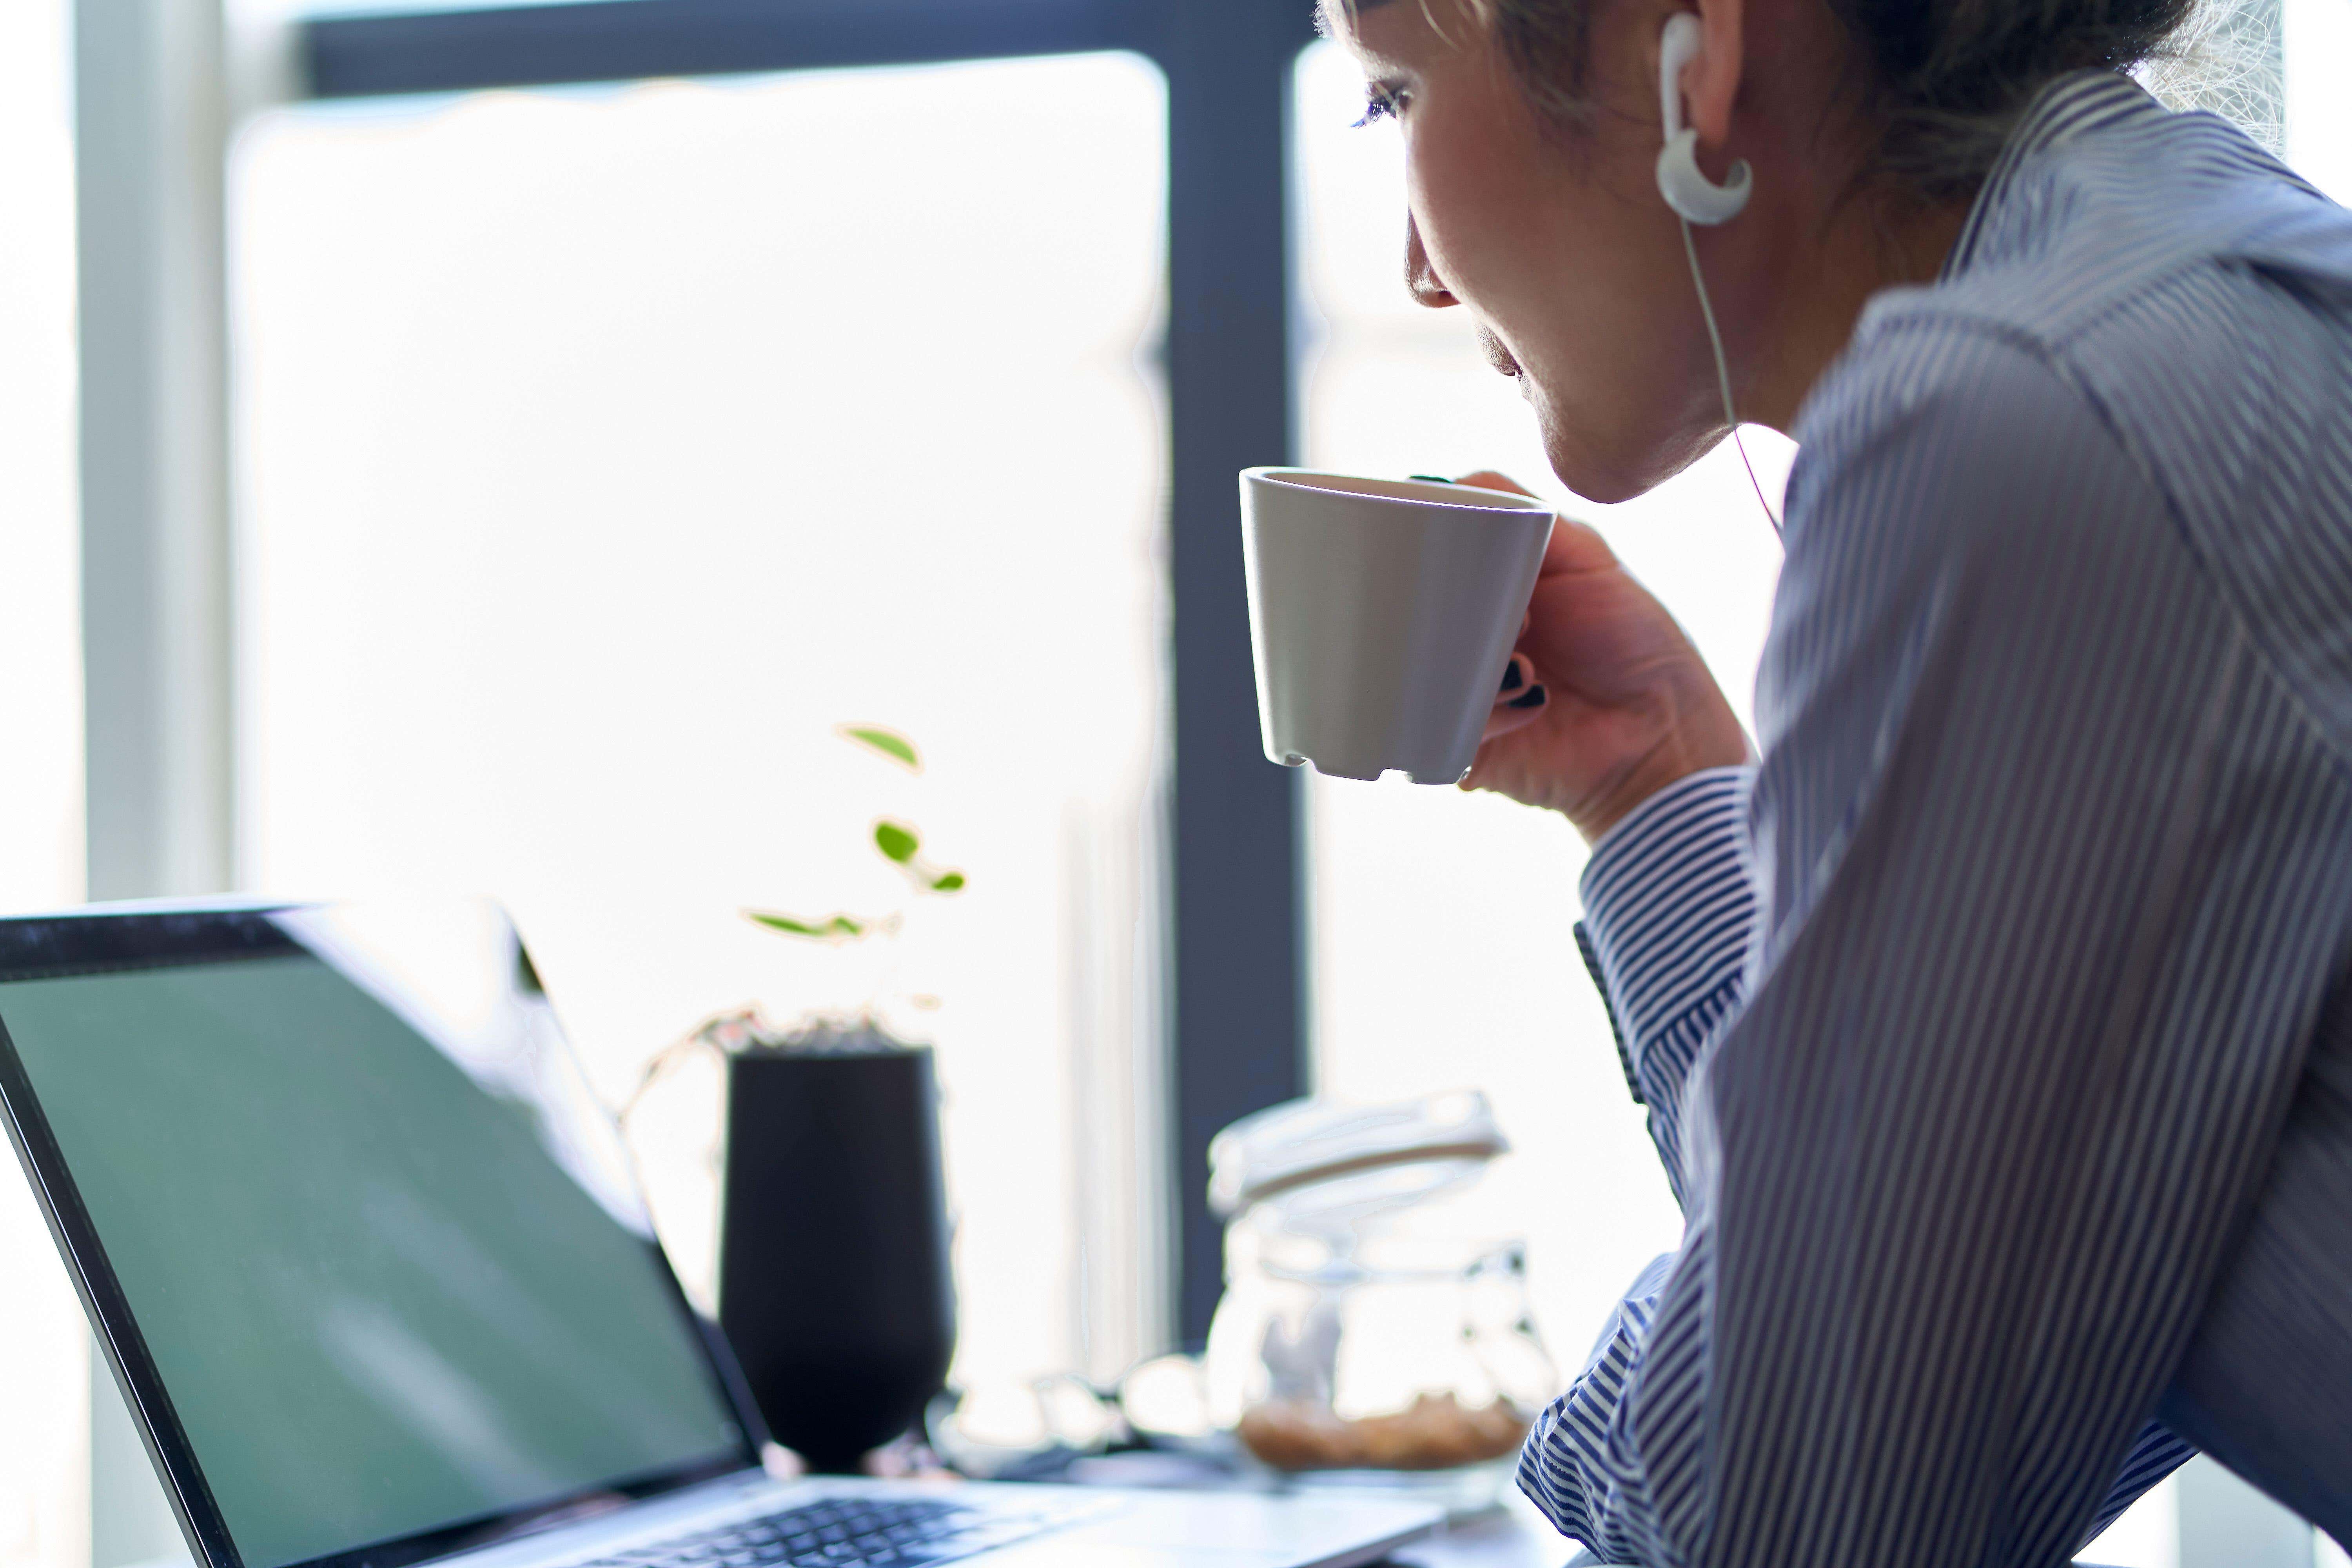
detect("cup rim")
[1241,466,1553,515]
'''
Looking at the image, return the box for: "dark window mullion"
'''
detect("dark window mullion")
[304,0,1143,98]
[1157,1,1317,1347]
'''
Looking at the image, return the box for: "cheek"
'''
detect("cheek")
[1400,90,1559,315]
[1397,73,1719,499]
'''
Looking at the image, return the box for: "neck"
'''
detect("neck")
[1739,189,1972,432]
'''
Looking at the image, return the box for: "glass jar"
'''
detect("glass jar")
[1203,1092,1558,1486]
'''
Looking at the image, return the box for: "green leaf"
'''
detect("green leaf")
[929,870,966,893]
[747,910,867,941]
[747,911,829,937]
[873,820,920,864]
[839,725,920,771]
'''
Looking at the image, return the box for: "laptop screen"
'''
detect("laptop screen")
[0,904,750,1568]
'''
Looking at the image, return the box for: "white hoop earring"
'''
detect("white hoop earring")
[1654,14,1751,225]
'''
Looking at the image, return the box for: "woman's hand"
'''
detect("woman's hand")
[1457,472,1752,843]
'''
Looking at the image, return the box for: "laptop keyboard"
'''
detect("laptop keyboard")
[583,1494,1066,1568]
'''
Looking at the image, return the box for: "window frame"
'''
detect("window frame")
[292,0,1319,1348]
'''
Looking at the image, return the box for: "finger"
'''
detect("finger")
[1481,704,1547,746]
[1457,475,1617,578]
[1443,470,1615,577]
[1482,683,1548,742]
[1537,511,1622,578]
[1463,699,1549,793]
[1454,469,1535,498]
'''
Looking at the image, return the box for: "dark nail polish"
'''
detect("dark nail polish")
[1507,683,1547,711]
[1408,474,1455,485]
[1499,659,1526,693]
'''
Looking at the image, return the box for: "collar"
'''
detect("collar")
[1941,69,2166,280]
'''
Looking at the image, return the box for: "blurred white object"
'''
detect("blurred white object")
[1240,470,1554,784]
[1118,1353,1218,1443]
[2176,1455,2315,1568]
[926,1374,1126,1480]
[2077,1475,2178,1568]
[1205,1092,1555,1492]
[1210,1090,1507,1222]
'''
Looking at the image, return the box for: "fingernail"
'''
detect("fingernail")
[1507,683,1547,711]
[1408,474,1455,485]
[1499,658,1526,693]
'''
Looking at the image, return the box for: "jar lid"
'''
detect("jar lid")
[1207,1090,1507,1217]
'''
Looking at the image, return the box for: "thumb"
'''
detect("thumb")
[1454,471,1617,577]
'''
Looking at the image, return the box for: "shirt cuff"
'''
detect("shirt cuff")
[1577,766,1758,1060]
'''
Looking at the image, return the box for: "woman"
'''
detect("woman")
[1326,0,2352,1561]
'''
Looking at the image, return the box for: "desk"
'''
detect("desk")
[1378,1500,2137,1568]
[1382,1496,1581,1568]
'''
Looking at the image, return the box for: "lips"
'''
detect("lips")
[1475,325,1521,380]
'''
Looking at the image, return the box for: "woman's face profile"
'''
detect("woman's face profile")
[1330,0,1732,501]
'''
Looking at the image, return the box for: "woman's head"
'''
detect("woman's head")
[1327,0,2196,501]
[1481,0,2197,196]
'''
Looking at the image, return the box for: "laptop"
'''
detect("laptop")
[0,901,1439,1568]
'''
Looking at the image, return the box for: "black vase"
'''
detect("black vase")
[718,1040,956,1472]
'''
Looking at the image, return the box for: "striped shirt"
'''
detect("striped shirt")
[1517,69,2352,1565]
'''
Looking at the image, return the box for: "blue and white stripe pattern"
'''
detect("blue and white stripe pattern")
[1518,69,2352,1564]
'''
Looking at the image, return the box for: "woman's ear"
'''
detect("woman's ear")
[1679,0,1745,152]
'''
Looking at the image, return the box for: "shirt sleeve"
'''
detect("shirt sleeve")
[1516,322,2285,1565]
[1573,766,1759,1210]
[1521,1260,2194,1563]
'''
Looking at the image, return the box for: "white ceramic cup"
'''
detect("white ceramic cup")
[1239,467,1557,785]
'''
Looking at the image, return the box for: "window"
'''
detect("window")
[2286,0,2352,204]
[0,3,90,1568]
[231,53,1170,1388]
[73,7,1312,1542]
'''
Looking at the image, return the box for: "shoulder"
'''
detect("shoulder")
[1875,93,2341,359]
[1824,88,2352,480]
[1760,317,2204,818]
[1754,316,2243,931]
[1785,315,2156,577]
[1786,111,2352,722]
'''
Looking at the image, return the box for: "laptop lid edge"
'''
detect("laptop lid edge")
[0,1015,242,1568]
[0,902,771,1568]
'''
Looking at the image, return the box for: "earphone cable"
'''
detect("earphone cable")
[1679,215,1784,543]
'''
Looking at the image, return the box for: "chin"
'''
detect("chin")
[1535,393,1716,505]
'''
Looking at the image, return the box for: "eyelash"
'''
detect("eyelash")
[1355,84,1406,127]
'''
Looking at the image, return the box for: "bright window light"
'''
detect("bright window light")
[2085,1477,2181,1568]
[0,1,90,1566]
[231,53,1170,1391]
[2287,0,2352,201]
[231,0,597,18]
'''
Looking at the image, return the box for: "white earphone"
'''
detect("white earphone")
[1653,13,1782,537]
[1655,13,1752,224]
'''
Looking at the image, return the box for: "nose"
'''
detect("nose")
[1405,214,1459,310]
